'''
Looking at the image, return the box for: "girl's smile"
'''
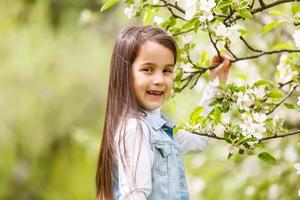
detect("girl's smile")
[132,40,175,111]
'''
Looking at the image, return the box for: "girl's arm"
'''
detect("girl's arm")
[175,55,232,154]
[115,118,153,200]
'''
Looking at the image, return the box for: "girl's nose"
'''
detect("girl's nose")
[153,73,164,85]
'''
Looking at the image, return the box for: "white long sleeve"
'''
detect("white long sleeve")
[115,118,153,200]
[175,83,216,154]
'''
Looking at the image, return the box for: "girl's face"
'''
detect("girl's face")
[132,40,175,111]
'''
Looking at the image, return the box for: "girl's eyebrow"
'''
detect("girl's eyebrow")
[141,62,174,67]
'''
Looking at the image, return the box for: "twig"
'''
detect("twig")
[231,49,300,63]
[239,36,263,53]
[225,43,238,59]
[161,0,185,14]
[173,28,194,36]
[259,129,300,142]
[266,84,299,115]
[279,80,294,89]
[191,129,300,142]
[258,0,266,7]
[166,7,186,21]
[208,27,221,59]
[232,0,300,22]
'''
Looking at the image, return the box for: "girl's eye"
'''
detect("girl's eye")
[163,69,173,73]
[142,67,152,72]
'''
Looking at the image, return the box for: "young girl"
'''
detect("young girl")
[96,25,231,200]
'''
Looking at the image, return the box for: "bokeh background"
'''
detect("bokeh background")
[0,0,299,199]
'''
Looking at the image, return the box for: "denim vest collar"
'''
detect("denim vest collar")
[143,107,176,130]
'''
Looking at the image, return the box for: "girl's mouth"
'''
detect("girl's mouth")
[146,90,164,96]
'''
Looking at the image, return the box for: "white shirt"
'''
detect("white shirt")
[114,84,216,200]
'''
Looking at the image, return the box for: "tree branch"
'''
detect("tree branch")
[191,129,300,142]
[259,129,300,142]
[161,0,185,14]
[232,0,299,22]
[231,49,300,63]
[208,27,221,59]
[266,84,299,115]
[239,36,263,53]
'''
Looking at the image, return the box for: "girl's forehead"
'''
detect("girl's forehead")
[135,41,175,64]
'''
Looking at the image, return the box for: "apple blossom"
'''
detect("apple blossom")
[253,112,267,123]
[294,163,300,174]
[292,30,300,49]
[153,16,164,25]
[236,92,253,111]
[124,6,135,18]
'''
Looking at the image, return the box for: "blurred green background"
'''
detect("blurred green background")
[0,0,299,199]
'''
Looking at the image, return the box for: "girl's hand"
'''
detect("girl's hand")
[209,54,232,82]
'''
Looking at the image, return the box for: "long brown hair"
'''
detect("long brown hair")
[96,25,177,200]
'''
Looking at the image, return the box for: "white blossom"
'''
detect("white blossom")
[294,163,300,174]
[240,114,266,139]
[124,6,135,18]
[214,23,241,39]
[153,16,164,25]
[283,145,298,162]
[236,92,253,111]
[180,63,194,72]
[292,30,300,49]
[199,0,216,13]
[228,144,238,154]
[246,186,256,196]
[199,12,214,22]
[79,9,93,24]
[276,54,298,83]
[252,123,266,139]
[253,112,267,123]
[228,24,241,39]
[268,184,279,200]
[152,0,160,5]
[178,0,197,9]
[297,96,300,106]
[222,114,231,124]
[215,23,228,37]
[182,34,194,44]
[252,87,265,99]
[185,6,197,20]
[216,40,226,49]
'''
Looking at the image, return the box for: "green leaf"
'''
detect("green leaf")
[261,21,285,34]
[258,152,277,165]
[267,89,284,99]
[239,148,244,155]
[191,106,205,121]
[254,143,265,148]
[175,68,183,81]
[182,18,197,31]
[213,107,221,122]
[253,80,272,87]
[218,0,234,9]
[174,124,185,134]
[273,43,294,49]
[238,9,252,19]
[268,10,285,17]
[143,9,153,25]
[284,103,297,109]
[221,101,230,113]
[100,0,119,12]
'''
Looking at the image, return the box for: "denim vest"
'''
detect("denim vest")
[113,111,189,200]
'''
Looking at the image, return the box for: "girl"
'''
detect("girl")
[96,25,231,200]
